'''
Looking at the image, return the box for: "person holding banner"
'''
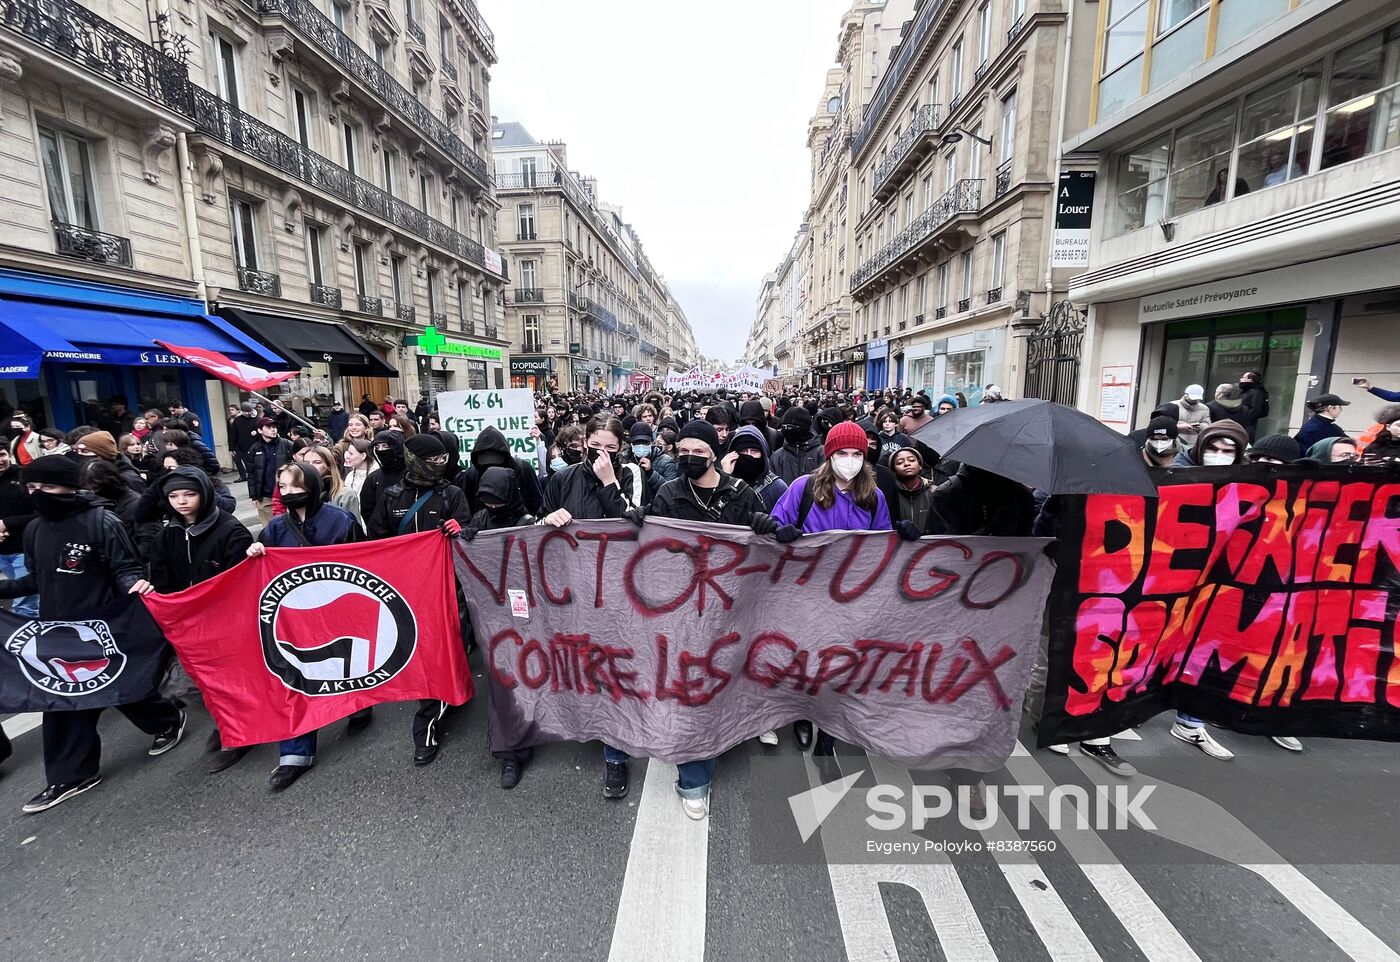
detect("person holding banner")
[361,430,406,520]
[246,462,364,791]
[366,433,473,767]
[0,456,187,813]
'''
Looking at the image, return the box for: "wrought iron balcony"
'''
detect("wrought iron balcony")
[405,16,425,46]
[1007,14,1026,44]
[898,320,907,331]
[850,180,983,295]
[430,311,448,326]
[958,297,971,312]
[517,231,537,241]
[309,283,341,308]
[52,222,132,267]
[914,313,925,326]
[485,324,498,339]
[853,0,940,157]
[995,160,1012,198]
[442,58,457,82]
[463,320,476,335]
[987,287,1003,303]
[190,91,503,279]
[2,0,193,115]
[522,338,543,354]
[253,0,489,189]
[975,62,989,83]
[238,267,282,297]
[396,304,415,322]
[567,291,584,311]
[459,0,494,54]
[514,288,544,303]
[470,88,483,110]
[871,104,940,201]
[358,293,382,315]
[935,306,948,320]
[584,297,617,330]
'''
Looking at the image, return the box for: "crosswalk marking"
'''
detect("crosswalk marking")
[607,760,708,962]
[2,713,41,739]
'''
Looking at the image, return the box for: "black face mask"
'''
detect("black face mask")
[678,454,711,480]
[30,491,81,519]
[782,425,812,445]
[281,491,311,510]
[375,445,404,473]
[485,502,512,519]
[561,447,584,465]
[586,449,621,469]
[730,453,764,482]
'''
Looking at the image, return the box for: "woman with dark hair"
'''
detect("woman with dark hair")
[80,459,140,539]
[338,437,375,497]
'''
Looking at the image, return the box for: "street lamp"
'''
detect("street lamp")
[941,128,993,151]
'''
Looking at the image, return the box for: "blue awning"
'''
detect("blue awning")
[0,294,287,378]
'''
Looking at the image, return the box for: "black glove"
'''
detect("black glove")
[775,524,802,544]
[623,507,646,528]
[896,519,923,541]
[460,525,479,542]
[751,513,778,536]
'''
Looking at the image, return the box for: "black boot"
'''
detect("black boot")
[793,720,813,750]
[813,730,836,757]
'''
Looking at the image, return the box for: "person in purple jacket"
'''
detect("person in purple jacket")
[768,419,920,754]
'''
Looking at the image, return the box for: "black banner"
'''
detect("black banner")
[1041,465,1400,743]
[0,601,168,712]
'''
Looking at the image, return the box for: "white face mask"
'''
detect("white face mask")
[1148,439,1174,453]
[1202,451,1235,467]
[831,454,864,481]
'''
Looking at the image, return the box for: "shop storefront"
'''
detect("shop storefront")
[865,339,888,392]
[903,327,1006,403]
[814,361,846,392]
[844,349,866,391]
[510,356,555,393]
[0,269,286,435]
[403,325,503,399]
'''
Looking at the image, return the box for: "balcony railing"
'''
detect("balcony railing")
[851,180,983,292]
[238,267,282,297]
[430,311,448,327]
[958,297,971,312]
[396,304,415,322]
[470,88,483,110]
[853,0,942,157]
[309,283,341,308]
[995,160,1012,198]
[871,104,939,200]
[405,16,425,46]
[935,306,948,320]
[253,0,489,188]
[987,287,1003,303]
[2,0,193,115]
[914,313,925,326]
[485,324,498,338]
[567,291,584,311]
[357,293,382,315]
[517,230,537,241]
[1007,14,1026,43]
[190,90,502,279]
[584,297,617,330]
[52,222,132,268]
[522,338,543,354]
[514,287,544,303]
[975,62,989,83]
[442,58,457,82]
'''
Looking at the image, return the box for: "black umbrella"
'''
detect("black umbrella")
[909,399,1158,496]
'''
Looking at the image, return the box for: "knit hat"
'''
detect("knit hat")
[818,406,844,428]
[79,430,118,460]
[825,420,869,459]
[628,421,654,442]
[1146,416,1178,441]
[781,406,813,429]
[1248,434,1301,463]
[404,433,447,458]
[23,454,81,488]
[677,419,720,456]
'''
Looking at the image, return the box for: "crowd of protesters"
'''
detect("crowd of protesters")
[0,374,1393,818]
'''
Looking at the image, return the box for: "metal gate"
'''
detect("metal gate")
[1023,300,1086,406]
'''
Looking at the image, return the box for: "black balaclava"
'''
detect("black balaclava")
[372,429,406,474]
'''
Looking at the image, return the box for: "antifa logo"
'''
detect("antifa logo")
[258,564,417,696]
[5,620,125,695]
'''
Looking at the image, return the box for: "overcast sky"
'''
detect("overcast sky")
[483,0,852,363]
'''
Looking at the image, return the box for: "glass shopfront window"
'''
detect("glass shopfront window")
[943,349,987,403]
[1156,308,1305,437]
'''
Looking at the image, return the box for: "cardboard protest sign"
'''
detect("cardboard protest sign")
[454,518,1054,767]
[437,388,539,468]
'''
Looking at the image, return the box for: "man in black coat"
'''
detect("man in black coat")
[455,426,543,517]
[0,444,37,618]
[361,430,406,520]
[228,403,258,482]
[0,456,186,814]
[769,406,824,484]
[246,418,293,526]
[326,402,350,442]
[1236,370,1270,439]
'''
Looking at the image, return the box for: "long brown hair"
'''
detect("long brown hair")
[808,457,879,515]
[298,444,343,498]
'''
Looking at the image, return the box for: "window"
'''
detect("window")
[1235,69,1320,194]
[354,241,372,295]
[427,267,439,316]
[519,156,538,186]
[373,38,388,67]
[210,32,241,109]
[391,254,408,307]
[951,40,964,98]
[382,148,395,197]
[936,262,949,308]
[904,193,914,226]
[915,275,927,315]
[922,174,934,208]
[1157,0,1208,34]
[1013,0,1026,18]
[331,1,348,30]
[1114,136,1169,232]
[927,73,940,111]
[456,278,469,326]
[403,0,415,25]
[999,91,1017,164]
[1320,28,1400,170]
[439,19,454,70]
[38,126,98,229]
[230,198,259,271]
[978,4,992,64]
[1103,0,1149,75]
[520,258,537,290]
[887,210,897,238]
[522,315,541,353]
[342,122,358,176]
[991,232,1006,290]
[898,284,909,324]
[418,171,432,212]
[969,127,983,181]
[286,87,312,149]
[959,251,973,298]
[1165,103,1236,217]
[518,202,535,239]
[304,220,325,286]
[944,147,957,187]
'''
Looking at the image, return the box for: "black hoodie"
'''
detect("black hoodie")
[455,426,543,517]
[0,491,143,617]
[467,465,535,531]
[0,463,35,556]
[361,430,406,519]
[147,467,253,592]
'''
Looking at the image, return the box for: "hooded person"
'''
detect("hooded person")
[455,425,544,518]
[815,406,845,440]
[1207,383,1244,425]
[887,446,936,532]
[933,394,959,417]
[770,405,824,484]
[737,399,782,451]
[1141,416,1180,467]
[0,455,185,814]
[857,418,904,514]
[1362,403,1400,464]
[725,425,788,512]
[1173,384,1212,452]
[1174,418,1250,467]
[1302,436,1359,464]
[367,432,473,768]
[79,458,140,541]
[360,429,406,519]
[926,464,1037,538]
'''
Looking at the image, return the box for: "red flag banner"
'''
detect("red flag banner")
[153,340,299,391]
[142,531,471,747]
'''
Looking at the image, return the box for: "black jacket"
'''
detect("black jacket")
[247,436,294,501]
[0,492,144,618]
[891,478,937,532]
[456,426,543,517]
[326,408,350,441]
[1237,382,1270,439]
[926,467,1037,537]
[467,466,536,531]
[770,436,825,485]
[361,430,406,519]
[147,468,253,592]
[541,460,636,521]
[367,476,473,539]
[0,464,34,556]
[649,472,764,526]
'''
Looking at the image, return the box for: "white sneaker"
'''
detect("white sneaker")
[1047,743,1070,755]
[1271,735,1303,752]
[1170,722,1234,760]
[757,730,779,746]
[682,794,709,820]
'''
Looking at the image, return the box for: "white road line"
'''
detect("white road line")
[1245,864,1400,962]
[2,713,41,739]
[607,759,708,962]
[1007,744,1203,962]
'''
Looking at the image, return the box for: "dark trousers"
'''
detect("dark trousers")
[0,726,11,767]
[414,699,448,749]
[491,745,534,764]
[42,694,181,785]
[231,448,249,480]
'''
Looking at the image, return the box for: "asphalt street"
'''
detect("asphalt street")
[2,691,1399,962]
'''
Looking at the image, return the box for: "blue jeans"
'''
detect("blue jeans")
[279,731,316,767]
[603,744,629,764]
[1177,712,1204,729]
[0,552,37,618]
[676,758,716,800]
